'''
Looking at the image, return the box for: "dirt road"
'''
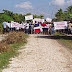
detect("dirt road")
[2,34,72,72]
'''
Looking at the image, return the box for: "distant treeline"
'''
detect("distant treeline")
[0,9,44,23]
[53,5,72,21]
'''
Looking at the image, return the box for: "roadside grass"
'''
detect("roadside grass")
[0,32,28,72]
[54,32,65,36]
[59,39,72,50]
[54,32,72,50]
[0,51,15,71]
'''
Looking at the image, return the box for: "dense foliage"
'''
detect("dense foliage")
[1,10,44,23]
[53,5,72,21]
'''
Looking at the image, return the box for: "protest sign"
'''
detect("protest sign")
[11,21,20,28]
[19,24,25,28]
[46,18,52,22]
[54,21,67,30]
[33,18,44,24]
[25,15,33,20]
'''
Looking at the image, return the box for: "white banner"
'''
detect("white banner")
[25,15,33,20]
[46,18,52,22]
[11,22,20,28]
[11,21,25,28]
[54,21,67,30]
[33,18,44,24]
[6,22,11,28]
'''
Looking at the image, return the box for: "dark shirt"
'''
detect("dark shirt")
[34,23,39,27]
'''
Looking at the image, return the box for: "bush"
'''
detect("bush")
[0,42,11,53]
[0,14,14,23]
[0,32,27,53]
[2,32,27,44]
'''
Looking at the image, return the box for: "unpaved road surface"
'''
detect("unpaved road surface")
[2,34,72,72]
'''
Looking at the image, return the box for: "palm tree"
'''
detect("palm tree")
[67,5,72,13]
[55,9,64,21]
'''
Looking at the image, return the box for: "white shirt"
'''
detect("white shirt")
[26,24,29,29]
[6,23,11,28]
[3,22,7,28]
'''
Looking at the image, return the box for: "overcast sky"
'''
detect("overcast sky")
[0,0,72,18]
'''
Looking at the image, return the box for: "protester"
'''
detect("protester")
[2,21,10,33]
[2,22,7,34]
[25,22,29,34]
[34,21,41,34]
[70,26,72,34]
[29,22,32,34]
[51,24,54,35]
[7,21,11,32]
[23,22,27,33]
[31,24,34,34]
[42,22,48,35]
[34,21,39,27]
[39,22,43,33]
[48,24,52,35]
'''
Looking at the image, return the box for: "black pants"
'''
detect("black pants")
[25,29,29,34]
[3,28,6,34]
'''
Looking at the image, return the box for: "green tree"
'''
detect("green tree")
[55,9,64,21]
[25,13,31,15]
[33,14,40,18]
[0,14,13,23]
[19,14,25,22]
[39,14,44,19]
[33,14,44,19]
[13,13,20,22]
[3,10,25,22]
[3,9,13,17]
[67,5,72,13]
[63,11,70,21]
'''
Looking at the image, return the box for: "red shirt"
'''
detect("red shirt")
[41,23,46,27]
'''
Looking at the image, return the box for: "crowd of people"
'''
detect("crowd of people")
[2,21,55,35]
[2,20,72,35]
